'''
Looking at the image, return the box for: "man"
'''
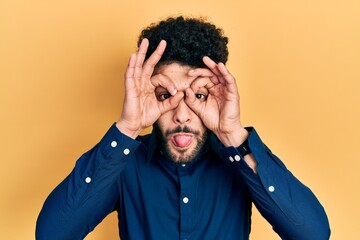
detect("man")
[36,16,330,239]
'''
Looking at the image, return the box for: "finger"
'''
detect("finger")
[188,68,220,85]
[203,56,221,76]
[125,53,137,80]
[134,38,149,79]
[218,62,237,87]
[184,88,202,116]
[190,77,214,93]
[216,63,240,97]
[203,56,226,85]
[158,91,184,114]
[184,88,211,124]
[124,53,138,92]
[188,68,214,77]
[142,40,167,78]
[151,74,177,96]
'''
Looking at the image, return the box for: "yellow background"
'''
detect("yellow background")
[1,0,359,239]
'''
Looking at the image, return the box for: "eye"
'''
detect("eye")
[157,93,171,101]
[195,93,207,101]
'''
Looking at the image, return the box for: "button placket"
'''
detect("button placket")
[178,167,192,240]
[123,148,130,155]
[85,177,91,183]
[111,141,117,148]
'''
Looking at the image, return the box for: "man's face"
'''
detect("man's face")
[153,63,210,164]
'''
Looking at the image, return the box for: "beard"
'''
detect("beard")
[153,123,210,164]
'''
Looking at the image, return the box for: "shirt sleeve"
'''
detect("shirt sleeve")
[212,128,331,240]
[36,123,141,240]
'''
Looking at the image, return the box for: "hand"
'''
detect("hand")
[116,39,184,139]
[185,56,248,147]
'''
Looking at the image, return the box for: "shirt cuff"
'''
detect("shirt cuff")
[98,123,141,159]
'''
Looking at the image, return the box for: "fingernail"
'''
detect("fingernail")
[172,89,177,95]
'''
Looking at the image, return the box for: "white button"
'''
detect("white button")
[268,186,275,192]
[85,177,91,183]
[182,197,189,204]
[181,164,186,167]
[234,155,241,161]
[229,156,234,162]
[111,141,117,147]
[123,148,130,155]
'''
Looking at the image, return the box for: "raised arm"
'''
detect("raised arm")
[184,56,330,239]
[35,125,140,239]
[36,38,183,239]
[185,56,257,172]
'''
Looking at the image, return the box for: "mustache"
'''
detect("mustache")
[165,126,200,137]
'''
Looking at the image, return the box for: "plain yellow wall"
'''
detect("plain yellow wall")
[1,0,359,239]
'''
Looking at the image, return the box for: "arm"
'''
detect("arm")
[210,129,330,239]
[185,57,330,239]
[185,57,258,171]
[36,124,141,239]
[36,38,182,239]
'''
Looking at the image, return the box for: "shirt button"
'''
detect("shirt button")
[181,163,186,167]
[123,148,130,155]
[111,141,117,148]
[85,177,91,183]
[234,155,241,161]
[268,186,275,192]
[229,156,234,162]
[182,197,189,204]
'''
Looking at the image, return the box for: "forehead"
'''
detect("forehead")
[155,63,196,91]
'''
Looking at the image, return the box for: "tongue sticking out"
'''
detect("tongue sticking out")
[172,135,192,148]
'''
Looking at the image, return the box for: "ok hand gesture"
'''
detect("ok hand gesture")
[185,56,249,147]
[116,39,183,139]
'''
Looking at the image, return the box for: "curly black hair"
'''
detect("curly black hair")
[138,16,229,68]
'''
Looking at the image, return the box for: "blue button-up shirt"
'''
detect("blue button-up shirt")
[36,124,330,239]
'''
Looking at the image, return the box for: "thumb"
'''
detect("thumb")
[159,91,184,114]
[184,88,202,116]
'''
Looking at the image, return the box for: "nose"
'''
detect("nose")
[173,99,192,125]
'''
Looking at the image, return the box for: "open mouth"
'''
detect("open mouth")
[171,134,193,148]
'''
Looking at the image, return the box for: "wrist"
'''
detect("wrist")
[216,126,249,147]
[116,121,143,139]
